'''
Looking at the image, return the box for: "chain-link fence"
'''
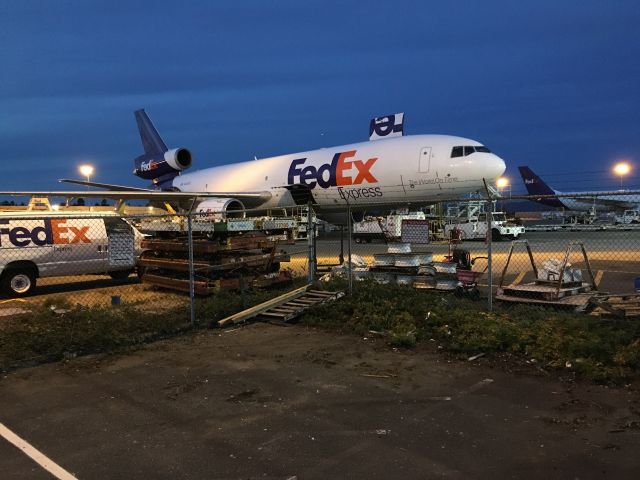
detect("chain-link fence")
[1,193,639,327]
[311,192,640,316]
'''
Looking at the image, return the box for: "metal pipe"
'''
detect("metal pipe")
[187,209,196,326]
[347,205,353,295]
[339,225,345,264]
[486,201,493,312]
[307,201,314,283]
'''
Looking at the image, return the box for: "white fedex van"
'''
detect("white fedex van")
[0,212,143,297]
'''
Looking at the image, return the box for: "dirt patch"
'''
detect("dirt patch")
[0,323,639,479]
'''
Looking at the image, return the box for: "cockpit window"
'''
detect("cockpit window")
[452,145,491,158]
[451,146,463,158]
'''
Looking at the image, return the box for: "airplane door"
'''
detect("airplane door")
[419,147,431,172]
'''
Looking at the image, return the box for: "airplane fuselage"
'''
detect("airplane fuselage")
[173,134,506,211]
[555,193,638,212]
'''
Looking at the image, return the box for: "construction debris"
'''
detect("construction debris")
[217,285,344,327]
[584,294,640,318]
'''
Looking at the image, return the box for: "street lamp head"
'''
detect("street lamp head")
[613,162,631,177]
[79,164,94,177]
[496,177,509,189]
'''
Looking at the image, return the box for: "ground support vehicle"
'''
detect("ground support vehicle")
[0,212,142,297]
[614,210,640,225]
[444,211,525,241]
[352,211,426,243]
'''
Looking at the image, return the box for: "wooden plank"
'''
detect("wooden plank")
[306,290,335,297]
[138,257,212,271]
[259,311,292,318]
[141,274,214,295]
[208,253,291,271]
[288,298,316,304]
[270,306,300,313]
[304,291,335,299]
[279,305,308,311]
[217,285,310,327]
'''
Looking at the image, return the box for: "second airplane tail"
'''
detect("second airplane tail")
[518,166,565,208]
[518,166,557,196]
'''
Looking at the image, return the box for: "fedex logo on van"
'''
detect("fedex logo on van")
[287,150,378,189]
[0,219,91,248]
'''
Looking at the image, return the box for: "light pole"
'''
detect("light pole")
[78,164,94,190]
[613,162,631,190]
[496,177,509,212]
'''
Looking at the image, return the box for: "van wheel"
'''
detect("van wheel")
[2,269,36,297]
[109,270,133,280]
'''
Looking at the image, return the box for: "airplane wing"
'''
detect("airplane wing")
[580,196,632,211]
[59,179,155,191]
[0,190,273,203]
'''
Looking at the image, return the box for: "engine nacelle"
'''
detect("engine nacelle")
[133,147,193,187]
[164,148,192,171]
[196,198,246,220]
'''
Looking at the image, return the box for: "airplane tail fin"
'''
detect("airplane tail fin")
[518,166,557,196]
[132,109,192,190]
[135,109,168,155]
[518,166,565,208]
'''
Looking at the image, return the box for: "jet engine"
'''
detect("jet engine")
[164,148,192,171]
[196,198,246,219]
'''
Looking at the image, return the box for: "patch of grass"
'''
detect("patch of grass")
[0,280,306,372]
[302,281,640,383]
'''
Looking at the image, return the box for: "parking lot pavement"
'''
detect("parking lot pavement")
[1,323,639,479]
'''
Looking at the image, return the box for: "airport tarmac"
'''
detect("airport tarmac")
[1,323,639,479]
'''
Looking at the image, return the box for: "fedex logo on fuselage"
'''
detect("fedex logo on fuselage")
[287,150,378,189]
[0,219,91,248]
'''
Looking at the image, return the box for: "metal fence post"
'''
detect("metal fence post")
[486,201,493,312]
[347,205,353,295]
[187,210,196,326]
[307,202,314,284]
[339,225,345,265]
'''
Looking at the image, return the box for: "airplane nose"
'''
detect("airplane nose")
[492,154,507,178]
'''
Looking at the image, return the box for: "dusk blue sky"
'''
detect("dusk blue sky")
[1,1,639,194]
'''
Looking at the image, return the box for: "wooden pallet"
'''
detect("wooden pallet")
[585,294,640,318]
[500,282,592,301]
[218,286,344,327]
[495,292,594,311]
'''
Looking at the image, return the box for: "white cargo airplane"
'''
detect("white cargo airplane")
[2,111,506,220]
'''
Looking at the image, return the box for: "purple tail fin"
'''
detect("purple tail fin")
[518,166,564,208]
[132,109,192,190]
